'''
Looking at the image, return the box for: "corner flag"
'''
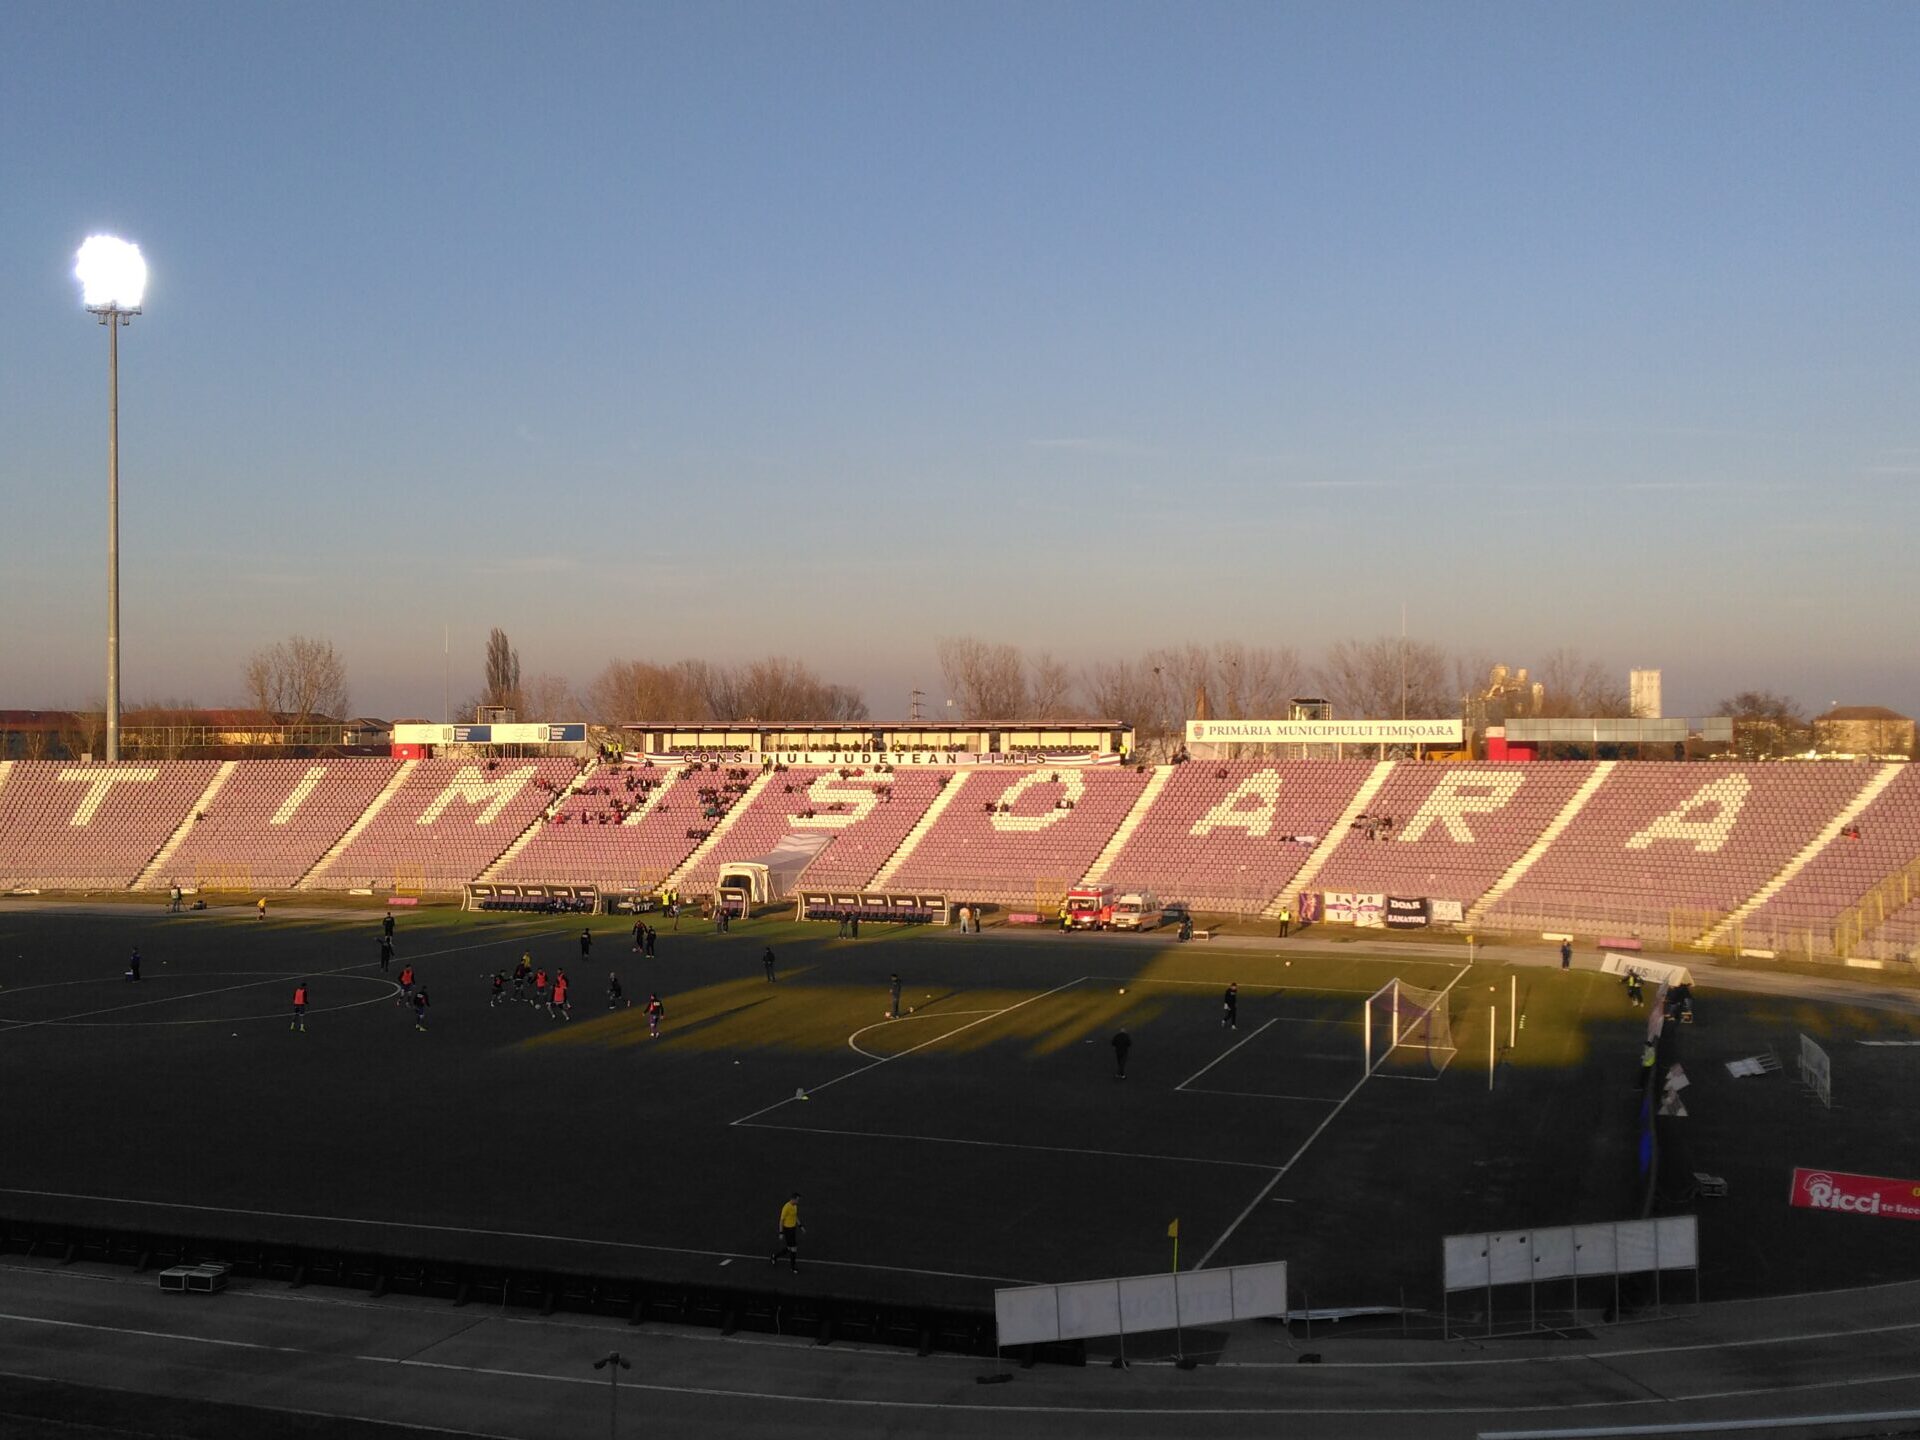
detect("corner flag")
[1167,1218,1179,1238]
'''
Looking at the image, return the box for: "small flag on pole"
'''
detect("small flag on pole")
[1167,1218,1179,1238]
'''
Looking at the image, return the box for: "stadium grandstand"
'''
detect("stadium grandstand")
[0,716,1915,961]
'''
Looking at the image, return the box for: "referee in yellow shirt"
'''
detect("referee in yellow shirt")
[769,1192,803,1272]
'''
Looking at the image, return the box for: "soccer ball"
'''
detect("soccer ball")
[1118,987,1127,995]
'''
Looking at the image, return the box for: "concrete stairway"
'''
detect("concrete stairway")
[1261,761,1394,918]
[296,760,418,889]
[1464,761,1617,926]
[1699,763,1905,949]
[661,769,778,892]
[1080,765,1172,887]
[871,769,974,888]
[134,761,237,890]
[479,760,600,882]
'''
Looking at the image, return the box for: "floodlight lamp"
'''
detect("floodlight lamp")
[76,235,147,312]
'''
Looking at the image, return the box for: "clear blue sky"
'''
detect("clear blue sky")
[3,2,1916,721]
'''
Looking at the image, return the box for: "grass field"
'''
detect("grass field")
[0,901,1914,1320]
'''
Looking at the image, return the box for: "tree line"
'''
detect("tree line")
[16,631,1857,760]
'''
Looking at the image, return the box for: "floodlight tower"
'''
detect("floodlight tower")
[75,235,148,762]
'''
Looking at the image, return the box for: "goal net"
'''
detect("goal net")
[1366,977,1457,1075]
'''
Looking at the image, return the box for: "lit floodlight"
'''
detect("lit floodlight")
[75,235,147,311]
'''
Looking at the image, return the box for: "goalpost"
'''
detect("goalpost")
[1365,977,1458,1076]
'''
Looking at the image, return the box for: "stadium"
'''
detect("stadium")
[14,5,1920,1436]
[4,719,1920,1436]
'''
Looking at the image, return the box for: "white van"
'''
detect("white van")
[1109,892,1163,931]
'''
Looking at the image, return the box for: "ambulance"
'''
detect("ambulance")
[1109,892,1164,931]
[1063,886,1116,930]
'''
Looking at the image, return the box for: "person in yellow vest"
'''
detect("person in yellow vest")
[769,1192,803,1272]
[1278,905,1292,939]
[257,896,268,921]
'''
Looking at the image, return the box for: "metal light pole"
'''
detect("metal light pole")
[593,1350,632,1439]
[75,236,147,763]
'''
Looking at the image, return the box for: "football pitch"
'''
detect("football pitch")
[1,902,1914,1320]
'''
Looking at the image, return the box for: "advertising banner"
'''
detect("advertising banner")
[1186,719,1464,746]
[1385,896,1430,928]
[395,722,588,745]
[1790,1168,1920,1221]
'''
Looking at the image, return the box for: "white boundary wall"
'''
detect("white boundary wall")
[995,1260,1287,1347]
[1444,1216,1697,1290]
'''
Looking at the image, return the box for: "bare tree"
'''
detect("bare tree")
[584,660,712,724]
[937,637,1029,718]
[1316,636,1453,719]
[242,636,350,727]
[484,628,521,710]
[1535,648,1631,717]
[57,703,106,761]
[517,672,577,719]
[703,657,869,722]
[1718,689,1811,759]
[1081,655,1183,755]
[1208,641,1304,720]
[1027,651,1076,719]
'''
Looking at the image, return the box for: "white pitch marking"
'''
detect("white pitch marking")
[846,1009,1000,1060]
[0,923,548,1033]
[1195,962,1472,1271]
[730,975,1088,1127]
[1176,1017,1280,1091]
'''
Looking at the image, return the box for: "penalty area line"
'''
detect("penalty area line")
[1195,961,1474,1271]
[1175,1017,1279,1091]
[729,975,1088,1126]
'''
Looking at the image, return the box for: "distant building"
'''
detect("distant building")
[1630,669,1662,720]
[1813,706,1915,759]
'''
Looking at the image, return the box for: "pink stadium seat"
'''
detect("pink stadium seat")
[1313,764,1593,909]
[494,763,714,887]
[159,759,404,889]
[1740,766,1920,950]
[1487,762,1875,938]
[311,757,581,890]
[885,766,1150,905]
[1095,761,1374,912]
[0,761,219,889]
[675,766,947,893]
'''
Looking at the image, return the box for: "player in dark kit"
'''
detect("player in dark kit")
[1112,1028,1132,1078]
[580,928,593,960]
[412,989,430,1032]
[383,911,395,940]
[646,992,664,1038]
[763,947,777,982]
[1222,983,1238,1030]
[490,972,506,1006]
[513,954,531,1000]
[607,972,628,1008]
[378,935,395,972]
